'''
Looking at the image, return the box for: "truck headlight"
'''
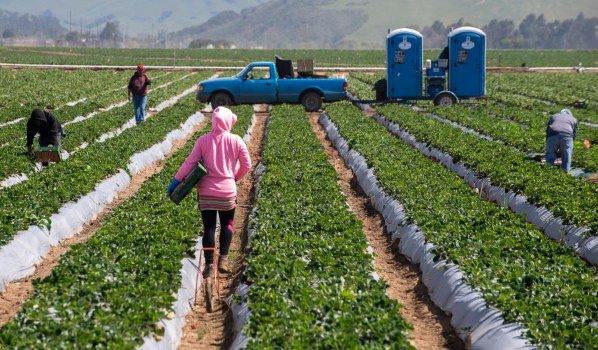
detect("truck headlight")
[197,85,204,91]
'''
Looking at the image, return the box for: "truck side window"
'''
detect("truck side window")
[247,67,271,80]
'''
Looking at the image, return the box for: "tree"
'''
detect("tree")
[519,14,547,49]
[2,29,15,38]
[483,19,515,48]
[99,21,122,47]
[65,31,81,43]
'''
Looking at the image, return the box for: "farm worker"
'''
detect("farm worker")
[545,108,577,173]
[26,108,66,165]
[128,64,152,125]
[167,106,251,278]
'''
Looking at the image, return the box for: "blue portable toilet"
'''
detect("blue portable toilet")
[447,27,486,98]
[386,28,423,99]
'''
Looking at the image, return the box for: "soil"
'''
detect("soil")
[586,174,598,184]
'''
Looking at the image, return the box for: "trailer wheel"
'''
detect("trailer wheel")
[301,92,322,112]
[211,93,232,109]
[433,92,457,106]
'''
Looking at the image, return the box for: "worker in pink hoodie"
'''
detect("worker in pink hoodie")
[168,106,251,277]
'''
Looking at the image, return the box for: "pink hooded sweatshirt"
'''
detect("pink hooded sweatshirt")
[175,107,251,199]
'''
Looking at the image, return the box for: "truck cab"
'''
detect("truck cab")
[235,62,278,104]
[196,59,348,112]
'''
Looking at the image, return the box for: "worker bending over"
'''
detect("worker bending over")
[26,108,65,166]
[545,108,577,173]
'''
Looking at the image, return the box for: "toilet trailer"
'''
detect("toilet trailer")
[386,28,423,99]
[447,27,486,98]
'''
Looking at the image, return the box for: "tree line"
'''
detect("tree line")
[419,13,598,49]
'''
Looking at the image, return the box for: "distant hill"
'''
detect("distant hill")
[174,0,598,49]
[1,0,597,48]
[0,0,268,36]
[176,0,368,49]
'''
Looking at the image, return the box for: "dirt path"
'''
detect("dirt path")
[0,116,209,326]
[178,108,268,349]
[308,112,464,350]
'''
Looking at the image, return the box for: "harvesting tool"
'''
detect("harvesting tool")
[195,247,221,313]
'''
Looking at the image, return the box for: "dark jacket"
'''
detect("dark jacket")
[128,72,152,96]
[26,109,63,147]
[546,109,578,138]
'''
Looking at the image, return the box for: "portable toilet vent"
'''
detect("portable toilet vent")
[386,28,423,99]
[447,27,486,98]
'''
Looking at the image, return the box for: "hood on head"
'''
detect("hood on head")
[31,109,47,122]
[560,108,572,115]
[212,106,237,133]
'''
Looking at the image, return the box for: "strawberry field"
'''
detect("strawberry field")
[0,49,597,349]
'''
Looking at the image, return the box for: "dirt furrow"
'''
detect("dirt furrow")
[308,112,464,350]
[178,108,268,349]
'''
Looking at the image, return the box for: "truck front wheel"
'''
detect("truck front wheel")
[301,92,322,112]
[211,93,233,109]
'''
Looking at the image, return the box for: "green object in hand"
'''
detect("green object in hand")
[169,162,207,205]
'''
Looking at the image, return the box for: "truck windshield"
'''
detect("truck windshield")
[235,64,271,80]
[234,65,252,78]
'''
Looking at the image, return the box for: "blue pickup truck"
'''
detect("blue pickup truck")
[196,57,348,112]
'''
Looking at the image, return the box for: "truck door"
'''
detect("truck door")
[239,65,277,103]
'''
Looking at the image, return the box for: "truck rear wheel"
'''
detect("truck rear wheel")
[211,93,232,109]
[301,92,322,112]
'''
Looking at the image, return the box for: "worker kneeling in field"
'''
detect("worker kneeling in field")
[545,108,577,173]
[26,108,66,166]
[167,106,251,278]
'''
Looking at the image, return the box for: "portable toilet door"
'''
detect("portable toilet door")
[386,28,423,99]
[447,27,486,98]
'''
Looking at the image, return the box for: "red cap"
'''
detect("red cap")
[137,65,144,72]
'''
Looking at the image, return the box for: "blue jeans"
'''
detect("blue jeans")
[546,134,573,173]
[132,95,147,124]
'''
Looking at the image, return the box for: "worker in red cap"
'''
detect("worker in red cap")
[128,64,152,124]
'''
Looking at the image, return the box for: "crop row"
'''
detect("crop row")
[377,103,598,235]
[0,120,203,348]
[0,70,187,146]
[346,75,376,101]
[233,104,414,348]
[486,83,598,126]
[427,104,598,172]
[325,102,597,348]
[348,71,385,85]
[0,103,258,348]
[0,72,204,182]
[0,69,132,124]
[487,72,598,109]
[0,91,204,246]
[3,47,597,68]
[479,102,598,144]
